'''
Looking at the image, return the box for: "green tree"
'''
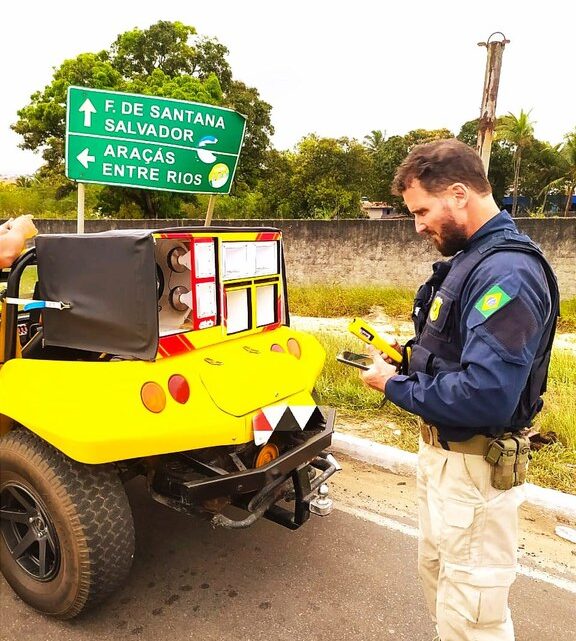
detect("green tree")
[515,139,565,213]
[225,81,274,193]
[362,129,387,199]
[457,119,514,207]
[496,109,535,216]
[364,129,387,154]
[109,21,232,87]
[12,21,273,218]
[371,135,410,204]
[540,130,576,216]
[256,148,296,218]
[267,135,372,219]
[371,128,453,207]
[402,128,454,149]
[559,130,576,216]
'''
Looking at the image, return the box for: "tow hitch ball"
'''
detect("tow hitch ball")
[309,452,341,516]
[310,483,333,516]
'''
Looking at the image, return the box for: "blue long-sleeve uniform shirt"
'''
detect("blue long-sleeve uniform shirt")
[385,211,552,440]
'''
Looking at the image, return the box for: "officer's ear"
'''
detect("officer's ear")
[447,183,469,209]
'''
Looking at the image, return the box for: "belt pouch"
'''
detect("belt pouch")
[485,436,519,490]
[512,434,531,486]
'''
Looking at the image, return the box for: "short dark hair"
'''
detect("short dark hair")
[391,139,492,196]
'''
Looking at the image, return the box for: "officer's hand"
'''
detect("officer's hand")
[359,345,398,393]
[381,339,403,366]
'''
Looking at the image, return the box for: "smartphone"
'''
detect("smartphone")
[336,350,373,370]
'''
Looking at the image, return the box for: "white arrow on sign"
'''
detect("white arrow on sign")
[79,98,96,127]
[77,148,95,169]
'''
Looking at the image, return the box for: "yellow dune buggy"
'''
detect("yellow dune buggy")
[0,226,339,618]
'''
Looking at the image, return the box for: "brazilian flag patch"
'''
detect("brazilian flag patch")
[474,285,512,319]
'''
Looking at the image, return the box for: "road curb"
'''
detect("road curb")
[332,432,576,521]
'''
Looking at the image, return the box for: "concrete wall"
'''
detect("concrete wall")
[30,217,576,297]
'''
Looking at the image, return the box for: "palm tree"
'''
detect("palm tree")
[15,176,33,188]
[364,129,387,154]
[558,131,576,216]
[539,131,576,216]
[496,110,535,216]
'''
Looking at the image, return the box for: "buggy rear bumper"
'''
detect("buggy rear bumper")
[151,407,340,530]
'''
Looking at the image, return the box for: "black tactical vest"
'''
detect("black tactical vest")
[403,228,559,430]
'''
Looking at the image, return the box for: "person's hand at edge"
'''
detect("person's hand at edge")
[11,215,38,240]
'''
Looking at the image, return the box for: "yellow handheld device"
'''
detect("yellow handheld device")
[348,318,402,364]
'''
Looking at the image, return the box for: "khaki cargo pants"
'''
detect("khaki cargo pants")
[418,439,525,641]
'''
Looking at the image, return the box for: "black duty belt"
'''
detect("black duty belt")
[420,423,492,456]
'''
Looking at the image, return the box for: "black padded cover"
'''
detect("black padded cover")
[36,230,158,360]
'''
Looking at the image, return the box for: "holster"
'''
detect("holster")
[484,433,531,490]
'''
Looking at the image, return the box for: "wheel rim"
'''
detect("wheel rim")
[0,482,60,581]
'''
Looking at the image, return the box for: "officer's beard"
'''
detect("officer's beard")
[432,211,469,256]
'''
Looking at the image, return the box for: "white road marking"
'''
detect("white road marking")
[335,501,576,594]
[516,564,576,593]
[335,501,419,537]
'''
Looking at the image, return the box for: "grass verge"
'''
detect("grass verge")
[12,266,38,298]
[559,298,576,333]
[288,284,414,319]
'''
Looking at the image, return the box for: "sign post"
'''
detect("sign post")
[65,87,247,226]
[77,183,85,233]
[204,195,216,226]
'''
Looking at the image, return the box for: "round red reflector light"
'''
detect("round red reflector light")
[270,344,285,353]
[141,382,166,413]
[287,338,301,359]
[168,374,190,404]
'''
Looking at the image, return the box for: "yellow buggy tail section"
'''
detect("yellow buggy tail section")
[0,326,324,463]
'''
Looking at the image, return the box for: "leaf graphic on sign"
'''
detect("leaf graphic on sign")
[208,163,229,188]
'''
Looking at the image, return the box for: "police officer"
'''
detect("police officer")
[360,139,558,641]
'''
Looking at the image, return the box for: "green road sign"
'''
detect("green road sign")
[65,86,247,194]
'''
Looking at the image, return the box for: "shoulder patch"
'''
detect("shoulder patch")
[429,295,443,321]
[474,285,512,319]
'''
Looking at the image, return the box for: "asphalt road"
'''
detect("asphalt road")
[1,471,574,641]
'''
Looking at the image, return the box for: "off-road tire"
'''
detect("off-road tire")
[0,428,135,618]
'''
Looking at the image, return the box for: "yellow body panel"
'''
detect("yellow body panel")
[156,315,283,355]
[0,327,324,463]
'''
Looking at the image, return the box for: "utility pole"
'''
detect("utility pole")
[476,32,510,173]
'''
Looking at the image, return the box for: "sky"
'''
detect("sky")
[1,0,575,176]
